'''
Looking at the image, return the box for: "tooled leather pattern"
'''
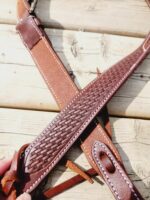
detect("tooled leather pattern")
[23,46,146,183]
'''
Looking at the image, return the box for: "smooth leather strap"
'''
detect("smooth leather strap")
[44,168,96,199]
[92,141,144,200]
[16,0,124,195]
[18,33,150,196]
[15,1,150,199]
[16,0,121,158]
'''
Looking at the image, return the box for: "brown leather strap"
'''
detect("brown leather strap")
[66,161,94,184]
[44,168,96,199]
[15,1,150,199]
[16,0,124,196]
[16,0,122,191]
[0,145,29,200]
[18,31,150,199]
[92,141,144,200]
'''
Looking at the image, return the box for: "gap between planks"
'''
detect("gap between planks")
[0,108,150,199]
[0,24,149,118]
[0,0,150,37]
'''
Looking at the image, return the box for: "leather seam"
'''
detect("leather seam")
[30,18,42,36]
[93,142,140,200]
[96,124,119,160]
[25,47,145,192]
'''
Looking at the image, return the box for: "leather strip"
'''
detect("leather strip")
[44,168,96,199]
[18,34,150,194]
[16,1,124,195]
[92,141,144,200]
[15,0,150,198]
[66,161,94,184]
[0,144,28,200]
[16,0,124,192]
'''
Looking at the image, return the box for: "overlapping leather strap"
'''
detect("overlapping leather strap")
[0,1,149,200]
[16,0,122,186]
[17,16,150,199]
[16,0,124,194]
[0,145,28,200]
[14,1,150,199]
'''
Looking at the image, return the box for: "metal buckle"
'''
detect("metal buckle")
[29,0,38,14]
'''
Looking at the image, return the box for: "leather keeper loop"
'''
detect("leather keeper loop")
[16,15,43,50]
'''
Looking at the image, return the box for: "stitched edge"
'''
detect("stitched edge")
[82,142,96,168]
[96,124,120,160]
[93,142,140,200]
[31,31,78,108]
[25,42,146,192]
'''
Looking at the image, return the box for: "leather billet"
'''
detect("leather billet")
[16,0,124,191]
[15,0,149,198]
[0,0,150,199]
[17,4,150,196]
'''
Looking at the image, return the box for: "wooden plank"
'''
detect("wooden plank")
[0,108,150,199]
[0,0,150,36]
[0,24,150,118]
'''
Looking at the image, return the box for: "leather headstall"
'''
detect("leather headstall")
[0,0,150,200]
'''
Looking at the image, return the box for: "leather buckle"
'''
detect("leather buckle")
[16,15,44,50]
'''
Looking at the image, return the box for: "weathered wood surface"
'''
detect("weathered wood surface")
[1,0,150,36]
[0,24,150,118]
[0,108,150,199]
[0,0,150,199]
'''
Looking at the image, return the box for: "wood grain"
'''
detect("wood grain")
[0,1,150,199]
[0,108,149,199]
[0,0,150,36]
[0,24,150,118]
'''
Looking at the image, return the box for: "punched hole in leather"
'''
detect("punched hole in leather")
[92,141,144,200]
[99,151,116,174]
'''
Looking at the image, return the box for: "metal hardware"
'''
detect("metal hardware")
[29,0,38,13]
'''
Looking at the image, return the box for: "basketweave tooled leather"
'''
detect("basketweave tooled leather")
[19,35,150,194]
[6,0,149,200]
[16,0,122,169]
[15,9,146,199]
[15,3,126,199]
[16,0,124,189]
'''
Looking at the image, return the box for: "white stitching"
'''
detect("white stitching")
[30,43,63,108]
[93,144,121,200]
[96,124,120,160]
[93,142,140,200]
[26,45,146,192]
[43,36,78,93]
[82,143,96,168]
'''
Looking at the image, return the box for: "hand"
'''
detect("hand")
[0,158,31,200]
